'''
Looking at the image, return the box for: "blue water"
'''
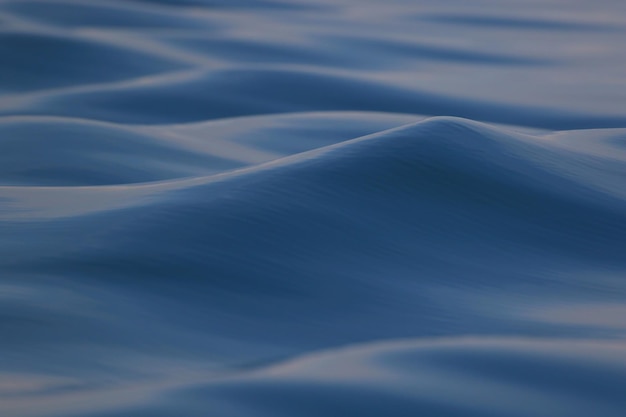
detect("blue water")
[2,1,626,416]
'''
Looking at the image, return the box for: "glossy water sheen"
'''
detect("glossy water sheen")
[1,1,626,416]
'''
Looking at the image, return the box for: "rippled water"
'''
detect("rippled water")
[2,1,626,416]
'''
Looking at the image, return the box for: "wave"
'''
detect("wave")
[0,32,188,94]
[135,337,626,417]
[0,116,244,186]
[2,118,625,355]
[4,337,626,417]
[8,68,626,129]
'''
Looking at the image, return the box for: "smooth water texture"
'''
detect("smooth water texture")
[1,1,626,416]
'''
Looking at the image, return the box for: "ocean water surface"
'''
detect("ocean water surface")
[2,0,626,416]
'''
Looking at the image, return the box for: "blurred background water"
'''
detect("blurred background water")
[1,1,626,416]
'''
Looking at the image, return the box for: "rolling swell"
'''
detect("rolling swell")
[0,117,243,186]
[10,68,626,129]
[109,338,626,417]
[3,119,626,382]
[2,0,626,416]
[0,32,188,94]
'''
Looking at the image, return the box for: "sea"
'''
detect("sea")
[1,1,626,416]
